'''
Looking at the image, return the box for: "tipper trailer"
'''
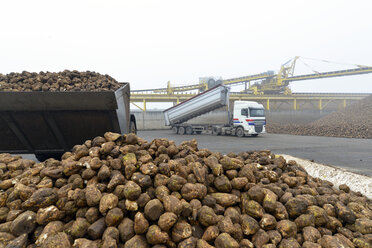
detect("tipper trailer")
[0,83,136,161]
[163,85,266,137]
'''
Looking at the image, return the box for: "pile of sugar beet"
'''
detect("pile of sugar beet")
[0,70,121,92]
[267,95,372,139]
[0,133,371,248]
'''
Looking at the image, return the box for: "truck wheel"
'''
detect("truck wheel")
[35,154,49,162]
[129,120,137,134]
[185,126,193,135]
[35,153,62,162]
[179,126,186,135]
[172,126,178,134]
[212,127,221,136]
[236,127,245,137]
[129,115,137,134]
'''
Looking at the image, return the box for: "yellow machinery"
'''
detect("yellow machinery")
[255,56,372,94]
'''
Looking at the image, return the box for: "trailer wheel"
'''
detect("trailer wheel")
[178,126,186,135]
[212,126,220,136]
[236,127,245,137]
[185,126,193,135]
[172,126,178,134]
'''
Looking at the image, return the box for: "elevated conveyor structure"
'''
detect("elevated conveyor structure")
[130,57,372,111]
[285,67,372,82]
[131,92,370,111]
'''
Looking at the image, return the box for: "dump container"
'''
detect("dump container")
[0,83,134,160]
[164,85,229,126]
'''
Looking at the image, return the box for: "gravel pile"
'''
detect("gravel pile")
[0,70,121,92]
[267,95,372,139]
[0,133,371,248]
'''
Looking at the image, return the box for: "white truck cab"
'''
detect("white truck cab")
[232,101,266,136]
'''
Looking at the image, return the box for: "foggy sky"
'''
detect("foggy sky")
[1,0,371,94]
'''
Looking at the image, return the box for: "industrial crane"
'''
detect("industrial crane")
[249,56,372,95]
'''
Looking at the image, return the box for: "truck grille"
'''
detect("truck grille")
[254,120,266,125]
[255,125,263,133]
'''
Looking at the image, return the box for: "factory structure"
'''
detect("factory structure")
[130,57,372,112]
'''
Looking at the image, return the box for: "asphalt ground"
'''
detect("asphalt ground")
[138,130,372,177]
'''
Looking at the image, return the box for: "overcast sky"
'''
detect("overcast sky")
[1,0,372,95]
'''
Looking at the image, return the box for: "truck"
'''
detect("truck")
[163,84,266,137]
[0,83,136,161]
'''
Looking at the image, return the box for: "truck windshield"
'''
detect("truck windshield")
[249,108,265,117]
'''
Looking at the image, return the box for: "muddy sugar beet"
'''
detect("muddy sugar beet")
[0,132,371,247]
[0,70,121,92]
